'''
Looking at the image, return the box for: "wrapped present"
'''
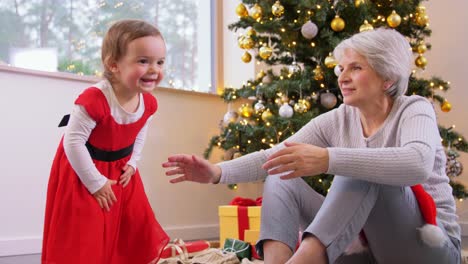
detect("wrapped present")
[160,239,210,259]
[222,238,251,260]
[244,229,260,245]
[219,197,262,248]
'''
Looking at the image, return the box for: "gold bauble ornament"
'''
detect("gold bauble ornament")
[236,3,249,18]
[271,1,285,17]
[415,14,429,27]
[241,51,252,63]
[237,35,246,49]
[416,42,427,54]
[259,45,273,60]
[241,36,255,50]
[250,4,263,21]
[324,53,338,68]
[313,65,324,81]
[246,28,256,37]
[331,15,345,32]
[387,10,401,28]
[238,103,254,118]
[294,101,308,113]
[354,0,364,7]
[256,70,266,80]
[415,54,427,68]
[261,109,273,122]
[416,5,427,14]
[441,100,452,112]
[359,20,374,32]
[300,99,311,110]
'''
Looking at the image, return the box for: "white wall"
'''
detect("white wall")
[424,1,468,223]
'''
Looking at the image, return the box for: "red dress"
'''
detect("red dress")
[42,88,169,264]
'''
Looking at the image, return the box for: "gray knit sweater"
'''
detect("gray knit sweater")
[218,95,461,241]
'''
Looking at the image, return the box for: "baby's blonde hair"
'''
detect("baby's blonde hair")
[101,19,163,81]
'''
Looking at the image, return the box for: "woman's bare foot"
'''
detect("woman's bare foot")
[286,236,328,264]
[263,240,293,264]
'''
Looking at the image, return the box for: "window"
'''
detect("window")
[0,0,214,93]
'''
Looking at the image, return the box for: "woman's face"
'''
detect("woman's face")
[337,48,387,108]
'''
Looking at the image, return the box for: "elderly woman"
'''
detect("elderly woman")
[162,28,461,264]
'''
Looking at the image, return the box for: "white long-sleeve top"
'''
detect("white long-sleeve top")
[63,80,152,194]
[218,95,460,241]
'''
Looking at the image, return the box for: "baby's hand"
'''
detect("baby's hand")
[119,164,135,187]
[93,180,117,211]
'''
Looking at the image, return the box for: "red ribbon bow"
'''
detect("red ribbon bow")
[228,197,262,241]
[229,196,262,206]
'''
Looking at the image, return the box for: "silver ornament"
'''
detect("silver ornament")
[223,111,238,125]
[288,61,301,75]
[254,100,266,113]
[301,21,318,39]
[320,93,338,109]
[279,103,294,118]
[446,150,463,177]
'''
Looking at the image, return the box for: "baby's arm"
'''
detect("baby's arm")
[126,116,152,171]
[63,105,108,194]
[119,116,152,187]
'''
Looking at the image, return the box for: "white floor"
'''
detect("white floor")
[0,254,40,264]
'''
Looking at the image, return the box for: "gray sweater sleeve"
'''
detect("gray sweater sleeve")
[327,97,439,186]
[220,96,439,186]
[218,114,330,184]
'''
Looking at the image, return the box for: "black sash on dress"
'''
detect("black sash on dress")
[58,114,134,161]
[85,142,134,162]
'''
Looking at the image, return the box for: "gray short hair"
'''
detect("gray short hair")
[333,28,413,98]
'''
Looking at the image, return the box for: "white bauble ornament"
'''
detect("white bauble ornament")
[262,74,273,84]
[311,92,319,101]
[254,100,266,113]
[320,92,338,109]
[301,21,318,39]
[279,103,294,118]
[334,65,341,77]
[223,111,238,125]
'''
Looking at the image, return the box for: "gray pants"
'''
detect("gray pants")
[256,175,461,264]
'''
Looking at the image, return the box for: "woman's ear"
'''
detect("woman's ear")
[384,81,394,90]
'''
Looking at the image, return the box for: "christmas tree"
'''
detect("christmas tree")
[204,0,468,197]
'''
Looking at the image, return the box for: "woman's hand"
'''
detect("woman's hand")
[162,154,221,184]
[92,179,117,211]
[119,164,135,187]
[262,142,329,179]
